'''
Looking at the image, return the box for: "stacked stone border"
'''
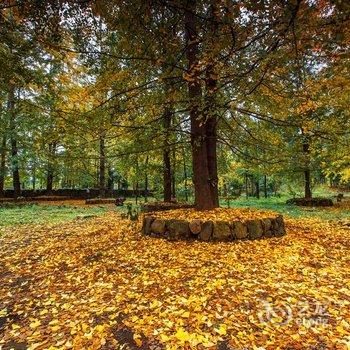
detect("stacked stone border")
[142,214,286,242]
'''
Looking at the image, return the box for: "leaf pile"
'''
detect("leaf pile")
[146,208,279,221]
[0,212,349,349]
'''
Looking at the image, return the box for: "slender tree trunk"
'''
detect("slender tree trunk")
[144,155,149,202]
[107,167,114,191]
[255,179,260,199]
[264,175,268,198]
[171,148,176,200]
[135,182,139,204]
[8,86,20,198]
[245,173,248,198]
[183,147,188,202]
[46,142,56,194]
[32,164,36,191]
[99,133,106,197]
[163,107,172,202]
[185,0,214,210]
[302,134,312,199]
[0,134,6,197]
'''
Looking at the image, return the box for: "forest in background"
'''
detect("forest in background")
[0,0,349,208]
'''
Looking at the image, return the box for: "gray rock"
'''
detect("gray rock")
[199,221,213,241]
[213,221,232,241]
[167,219,190,240]
[246,219,263,239]
[142,216,154,235]
[232,221,248,239]
[151,219,166,235]
[189,219,202,235]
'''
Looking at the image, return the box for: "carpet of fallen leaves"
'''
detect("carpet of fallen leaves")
[0,211,349,350]
[147,208,279,221]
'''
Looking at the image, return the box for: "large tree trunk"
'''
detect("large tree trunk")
[163,106,172,202]
[99,133,106,197]
[8,86,20,198]
[204,2,219,207]
[185,0,215,210]
[0,134,6,197]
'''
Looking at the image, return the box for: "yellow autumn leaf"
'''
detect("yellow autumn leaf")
[175,328,191,342]
[133,333,143,347]
[215,324,227,336]
[29,320,41,329]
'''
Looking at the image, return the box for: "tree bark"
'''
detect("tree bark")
[245,173,248,198]
[163,106,172,202]
[46,142,56,193]
[185,0,215,210]
[107,167,114,191]
[264,175,268,198]
[304,169,312,199]
[302,134,312,199]
[171,148,176,199]
[0,134,6,197]
[182,147,188,202]
[144,155,149,202]
[8,86,20,198]
[32,163,36,191]
[255,179,260,199]
[99,133,106,197]
[204,2,219,207]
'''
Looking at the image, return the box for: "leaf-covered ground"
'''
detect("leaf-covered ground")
[0,212,349,350]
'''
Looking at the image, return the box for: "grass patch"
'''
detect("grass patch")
[0,203,114,230]
[222,194,350,221]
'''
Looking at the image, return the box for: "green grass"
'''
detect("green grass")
[0,191,348,236]
[0,204,115,230]
[222,194,349,221]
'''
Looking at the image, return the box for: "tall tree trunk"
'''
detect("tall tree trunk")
[32,163,36,191]
[245,173,248,198]
[163,106,172,202]
[144,155,149,203]
[204,2,219,207]
[185,0,214,210]
[302,133,312,199]
[8,86,20,198]
[46,142,56,194]
[99,133,106,197]
[304,170,312,199]
[255,179,260,199]
[171,148,176,199]
[205,112,219,206]
[182,147,188,202]
[264,175,268,198]
[107,167,114,191]
[0,134,6,197]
